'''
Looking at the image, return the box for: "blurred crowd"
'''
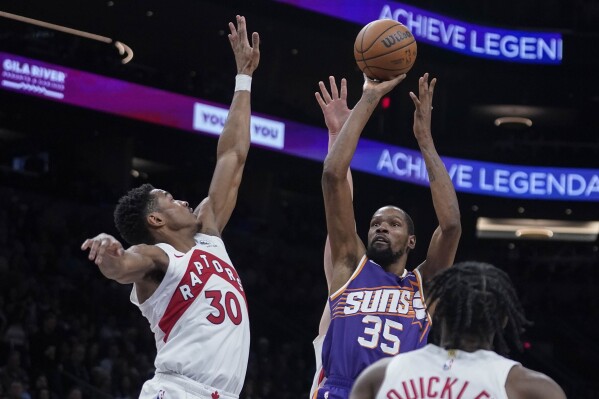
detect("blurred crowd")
[0,181,597,399]
[0,185,325,399]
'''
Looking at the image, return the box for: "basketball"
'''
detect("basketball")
[354,19,417,81]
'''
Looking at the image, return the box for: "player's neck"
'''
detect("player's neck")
[384,259,407,277]
[156,228,197,253]
[440,333,493,353]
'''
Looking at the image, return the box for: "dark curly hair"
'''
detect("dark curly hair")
[114,184,159,245]
[427,261,531,355]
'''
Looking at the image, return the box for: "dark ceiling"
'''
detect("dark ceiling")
[0,0,598,205]
[1,0,597,155]
[1,3,599,396]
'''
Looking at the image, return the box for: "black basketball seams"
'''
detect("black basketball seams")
[356,22,404,54]
[359,39,416,62]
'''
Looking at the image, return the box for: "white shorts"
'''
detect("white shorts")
[309,335,327,399]
[139,372,238,399]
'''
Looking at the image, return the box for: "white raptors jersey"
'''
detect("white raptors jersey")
[376,344,519,399]
[130,233,249,396]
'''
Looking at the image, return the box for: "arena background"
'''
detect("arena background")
[0,0,598,397]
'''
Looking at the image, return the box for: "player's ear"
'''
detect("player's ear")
[147,212,165,227]
[408,235,416,250]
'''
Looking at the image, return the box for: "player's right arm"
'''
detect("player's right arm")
[349,357,392,399]
[81,233,169,284]
[322,74,406,295]
[506,365,567,399]
[316,76,354,334]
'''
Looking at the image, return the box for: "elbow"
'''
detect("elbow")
[218,146,248,168]
[114,276,134,285]
[322,161,346,184]
[441,219,462,239]
[99,268,126,284]
[229,149,248,167]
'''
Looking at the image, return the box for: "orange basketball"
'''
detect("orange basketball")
[354,19,417,81]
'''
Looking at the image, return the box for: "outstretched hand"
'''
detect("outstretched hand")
[315,76,352,135]
[81,233,124,266]
[228,15,260,76]
[362,73,406,102]
[409,73,436,139]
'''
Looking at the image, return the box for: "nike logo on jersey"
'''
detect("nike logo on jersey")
[342,289,426,320]
[174,254,184,258]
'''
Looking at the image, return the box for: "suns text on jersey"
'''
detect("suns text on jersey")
[342,288,426,319]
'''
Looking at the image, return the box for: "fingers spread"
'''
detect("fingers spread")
[315,92,326,109]
[319,81,332,103]
[228,21,237,38]
[252,32,260,50]
[409,91,420,107]
[340,78,347,99]
[329,76,339,100]
[429,77,437,95]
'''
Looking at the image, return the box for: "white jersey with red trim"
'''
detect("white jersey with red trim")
[130,233,249,396]
[376,344,519,399]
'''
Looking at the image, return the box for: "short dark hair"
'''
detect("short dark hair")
[400,209,415,236]
[427,261,530,355]
[372,206,415,236]
[114,184,158,245]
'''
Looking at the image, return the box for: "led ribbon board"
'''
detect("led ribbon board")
[3,51,596,201]
[275,0,563,64]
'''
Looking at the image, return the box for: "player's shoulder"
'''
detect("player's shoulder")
[353,356,398,398]
[129,243,169,264]
[506,365,567,399]
[128,243,164,256]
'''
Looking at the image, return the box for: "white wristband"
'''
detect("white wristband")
[235,74,252,92]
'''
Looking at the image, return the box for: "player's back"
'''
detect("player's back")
[320,255,430,394]
[131,233,249,396]
[376,344,519,399]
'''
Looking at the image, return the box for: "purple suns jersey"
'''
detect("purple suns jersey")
[322,255,431,385]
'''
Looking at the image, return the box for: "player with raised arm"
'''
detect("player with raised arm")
[81,15,259,399]
[316,73,461,399]
[350,261,567,399]
[310,76,354,397]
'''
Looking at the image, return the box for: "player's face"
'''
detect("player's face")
[366,206,412,266]
[151,189,196,227]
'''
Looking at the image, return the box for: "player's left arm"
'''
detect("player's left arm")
[506,365,567,399]
[198,15,260,236]
[412,74,461,283]
[349,358,391,399]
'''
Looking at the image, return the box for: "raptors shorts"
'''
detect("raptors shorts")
[139,372,238,399]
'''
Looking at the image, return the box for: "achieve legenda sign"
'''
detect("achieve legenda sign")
[275,0,563,64]
[3,51,596,201]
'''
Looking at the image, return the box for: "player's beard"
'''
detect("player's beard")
[366,245,404,268]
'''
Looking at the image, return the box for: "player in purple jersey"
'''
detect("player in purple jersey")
[316,73,461,399]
